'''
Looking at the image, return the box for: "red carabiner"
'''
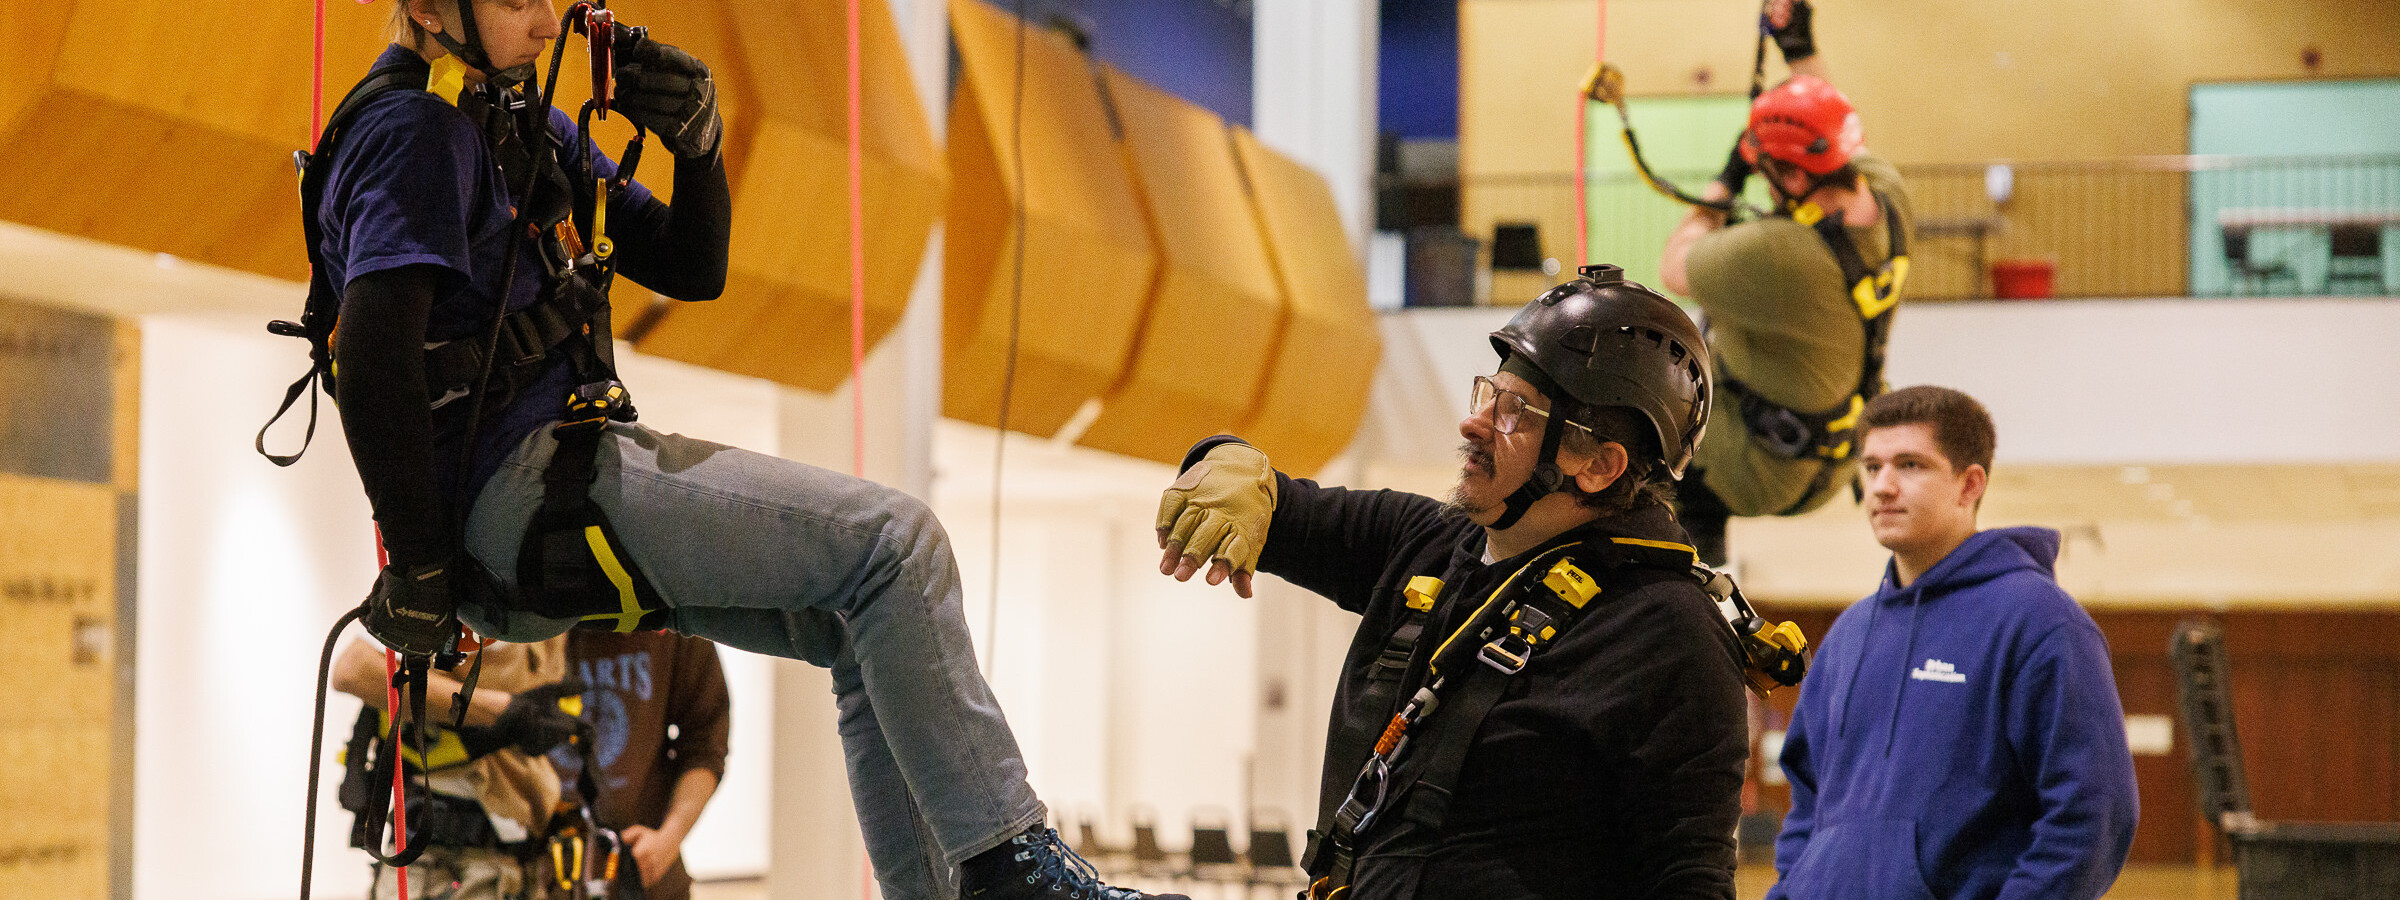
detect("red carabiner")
[568,2,616,118]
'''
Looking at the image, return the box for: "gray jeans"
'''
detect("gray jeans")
[462,422,1045,899]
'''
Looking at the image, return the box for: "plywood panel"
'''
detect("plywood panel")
[0,723,109,900]
[1071,69,1284,465]
[0,475,116,728]
[943,0,1156,436]
[1229,130,1381,476]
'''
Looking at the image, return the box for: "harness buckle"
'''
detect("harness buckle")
[1478,633,1532,674]
[556,380,633,436]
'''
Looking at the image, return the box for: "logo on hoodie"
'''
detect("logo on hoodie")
[1910,658,1967,683]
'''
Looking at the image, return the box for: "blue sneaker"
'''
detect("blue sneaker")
[960,827,1189,900]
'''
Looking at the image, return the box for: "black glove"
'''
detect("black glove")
[461,679,589,758]
[614,27,723,159]
[1768,0,1817,64]
[364,560,465,659]
[1715,141,1755,200]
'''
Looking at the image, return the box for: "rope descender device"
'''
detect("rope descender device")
[1696,564,1809,697]
[1583,61,1759,219]
[551,1,646,268]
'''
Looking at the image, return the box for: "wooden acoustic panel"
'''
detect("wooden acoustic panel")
[1228,129,1381,476]
[943,0,1156,437]
[1072,68,1285,465]
[613,0,946,391]
[0,1,943,394]
[0,1,389,282]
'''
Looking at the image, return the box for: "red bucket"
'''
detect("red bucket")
[1991,258,2055,299]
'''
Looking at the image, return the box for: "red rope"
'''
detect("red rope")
[312,0,325,141]
[846,0,868,478]
[1575,0,1608,271]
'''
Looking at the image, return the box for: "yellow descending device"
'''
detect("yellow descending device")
[1696,565,1809,697]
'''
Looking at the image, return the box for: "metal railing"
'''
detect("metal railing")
[1452,153,2400,302]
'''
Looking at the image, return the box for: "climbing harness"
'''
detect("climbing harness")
[1301,538,1807,899]
[287,7,671,898]
[1715,189,1909,515]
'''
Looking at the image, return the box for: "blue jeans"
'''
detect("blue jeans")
[461,422,1045,899]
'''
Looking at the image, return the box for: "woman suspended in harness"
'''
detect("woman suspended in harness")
[1659,0,1914,566]
[290,3,1182,898]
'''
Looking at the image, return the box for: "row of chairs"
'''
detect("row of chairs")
[1064,809,1309,896]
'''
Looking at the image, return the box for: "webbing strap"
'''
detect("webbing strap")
[1305,538,1696,891]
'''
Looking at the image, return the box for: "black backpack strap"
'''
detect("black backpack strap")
[259,61,433,467]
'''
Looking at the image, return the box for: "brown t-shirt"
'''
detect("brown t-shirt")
[557,630,732,900]
[1684,154,1912,516]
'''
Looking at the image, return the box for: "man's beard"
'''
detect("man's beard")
[1444,441,1495,517]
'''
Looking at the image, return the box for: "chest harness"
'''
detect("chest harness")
[263,31,670,637]
[1715,192,1909,515]
[1300,537,1808,899]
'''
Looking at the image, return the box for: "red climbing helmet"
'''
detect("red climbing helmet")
[1740,75,1864,176]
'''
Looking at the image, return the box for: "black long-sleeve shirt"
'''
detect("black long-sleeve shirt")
[1259,473,1748,900]
[320,46,731,567]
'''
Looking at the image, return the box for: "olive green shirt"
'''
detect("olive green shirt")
[1684,154,1911,517]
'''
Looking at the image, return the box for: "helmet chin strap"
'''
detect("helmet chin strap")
[1487,400,1575,532]
[425,6,536,90]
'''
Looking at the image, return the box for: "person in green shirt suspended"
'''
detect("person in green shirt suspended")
[1659,0,1913,564]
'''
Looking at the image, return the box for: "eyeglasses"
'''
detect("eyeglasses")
[1470,375,1592,437]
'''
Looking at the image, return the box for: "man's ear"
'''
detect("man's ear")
[1959,463,1989,511]
[1565,441,1631,494]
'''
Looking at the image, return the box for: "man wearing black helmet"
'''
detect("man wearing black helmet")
[1156,265,1747,899]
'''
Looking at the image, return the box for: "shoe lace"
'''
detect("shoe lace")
[1015,828,1144,900]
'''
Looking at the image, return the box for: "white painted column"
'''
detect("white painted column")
[1249,0,1381,847]
[766,1,951,899]
[1252,0,1381,255]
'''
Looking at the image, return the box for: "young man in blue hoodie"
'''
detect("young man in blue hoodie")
[1765,385,2138,900]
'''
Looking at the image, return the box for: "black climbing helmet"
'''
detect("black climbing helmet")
[1489,264,1712,479]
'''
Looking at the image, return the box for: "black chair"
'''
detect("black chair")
[1489,222,1547,272]
[1129,808,1178,880]
[2171,619,2400,899]
[1188,809,1242,886]
[2326,224,2387,295]
[2221,227,2297,296]
[1244,809,1307,896]
[1072,811,1130,877]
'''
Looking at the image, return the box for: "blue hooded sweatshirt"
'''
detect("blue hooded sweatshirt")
[1764,527,2138,900]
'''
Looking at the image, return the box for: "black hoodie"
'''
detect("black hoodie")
[1258,472,1747,900]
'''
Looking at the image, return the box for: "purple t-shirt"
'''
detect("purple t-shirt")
[317,46,653,503]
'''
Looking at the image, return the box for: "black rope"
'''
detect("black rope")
[983,0,1030,680]
[298,606,363,900]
